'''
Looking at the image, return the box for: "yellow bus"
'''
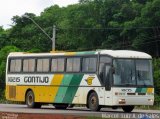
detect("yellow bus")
[6,50,154,112]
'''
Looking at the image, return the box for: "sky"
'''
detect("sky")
[0,0,79,29]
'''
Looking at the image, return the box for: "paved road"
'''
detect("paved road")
[0,104,160,118]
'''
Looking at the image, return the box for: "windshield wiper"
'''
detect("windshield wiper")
[130,70,132,81]
[137,71,147,86]
[137,71,141,79]
[124,83,133,86]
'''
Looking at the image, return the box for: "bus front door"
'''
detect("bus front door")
[104,65,112,105]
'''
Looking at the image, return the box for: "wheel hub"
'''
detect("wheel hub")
[28,94,33,105]
[91,96,96,105]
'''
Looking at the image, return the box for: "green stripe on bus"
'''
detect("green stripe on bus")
[76,51,96,55]
[135,88,142,93]
[62,74,84,103]
[54,74,73,103]
[141,88,147,93]
[136,88,147,93]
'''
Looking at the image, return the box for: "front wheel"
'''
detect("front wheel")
[122,106,134,113]
[88,92,101,111]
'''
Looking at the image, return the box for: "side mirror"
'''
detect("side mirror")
[105,66,112,91]
[111,67,115,74]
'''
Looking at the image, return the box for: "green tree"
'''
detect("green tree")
[0,27,10,49]
[153,58,160,105]
[9,13,51,52]
[0,46,20,87]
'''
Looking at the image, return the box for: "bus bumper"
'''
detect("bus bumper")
[112,96,154,106]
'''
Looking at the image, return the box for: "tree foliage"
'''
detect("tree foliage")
[1,0,159,55]
[0,46,20,86]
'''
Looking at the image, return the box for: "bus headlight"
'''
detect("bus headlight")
[115,92,125,96]
[148,99,153,102]
[119,99,126,104]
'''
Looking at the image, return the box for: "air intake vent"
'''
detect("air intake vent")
[9,86,16,99]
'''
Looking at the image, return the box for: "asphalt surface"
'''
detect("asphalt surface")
[0,104,160,118]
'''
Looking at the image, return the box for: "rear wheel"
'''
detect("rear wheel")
[88,92,101,111]
[122,106,134,113]
[26,90,41,108]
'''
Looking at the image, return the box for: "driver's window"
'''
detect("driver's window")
[105,65,110,83]
[99,56,112,84]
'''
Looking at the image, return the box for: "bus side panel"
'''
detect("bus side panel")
[6,74,104,105]
[6,85,27,102]
[72,74,105,105]
[72,87,105,105]
[34,86,59,102]
[53,74,84,104]
[34,74,64,103]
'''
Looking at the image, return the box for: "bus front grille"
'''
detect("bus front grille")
[9,86,16,99]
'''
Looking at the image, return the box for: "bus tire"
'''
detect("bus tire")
[26,90,41,108]
[35,103,42,108]
[68,104,74,108]
[54,104,68,109]
[122,106,134,113]
[88,92,101,111]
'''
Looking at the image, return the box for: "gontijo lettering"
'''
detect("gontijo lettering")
[24,76,49,83]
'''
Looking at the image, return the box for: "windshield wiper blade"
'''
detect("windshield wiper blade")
[130,70,132,80]
[124,83,133,86]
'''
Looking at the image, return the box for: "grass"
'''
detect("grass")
[136,105,160,110]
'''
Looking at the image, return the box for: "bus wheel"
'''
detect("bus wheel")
[122,106,134,113]
[26,90,41,108]
[88,92,101,111]
[54,104,68,109]
[68,104,74,108]
[35,103,42,108]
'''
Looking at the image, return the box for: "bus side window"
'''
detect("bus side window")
[66,58,80,72]
[23,59,35,72]
[99,56,112,84]
[10,59,22,72]
[82,57,97,72]
[10,60,16,72]
[51,58,65,72]
[37,59,49,72]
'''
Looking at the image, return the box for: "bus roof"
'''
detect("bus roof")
[99,50,152,59]
[8,50,152,59]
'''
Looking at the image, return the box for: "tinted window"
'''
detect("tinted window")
[99,56,112,74]
[23,59,35,72]
[51,58,65,72]
[136,60,153,86]
[66,58,80,72]
[113,59,136,86]
[37,59,49,72]
[10,59,21,72]
[82,57,97,72]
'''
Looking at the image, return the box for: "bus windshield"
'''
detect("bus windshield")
[113,59,153,86]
